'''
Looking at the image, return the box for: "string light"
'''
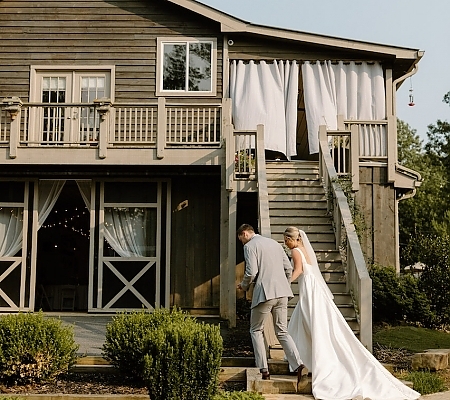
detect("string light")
[41,206,90,238]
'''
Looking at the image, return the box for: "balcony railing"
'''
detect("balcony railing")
[0,97,223,158]
[326,119,389,191]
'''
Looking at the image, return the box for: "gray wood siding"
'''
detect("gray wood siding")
[0,0,223,101]
[170,174,221,312]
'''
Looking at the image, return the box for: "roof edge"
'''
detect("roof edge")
[166,0,422,60]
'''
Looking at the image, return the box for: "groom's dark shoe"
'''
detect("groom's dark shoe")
[296,364,308,390]
[261,371,270,380]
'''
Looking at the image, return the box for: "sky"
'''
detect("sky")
[199,0,450,144]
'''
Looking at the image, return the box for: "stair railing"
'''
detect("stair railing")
[319,125,373,351]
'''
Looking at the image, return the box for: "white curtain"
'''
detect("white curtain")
[76,180,91,209]
[0,180,65,257]
[0,208,24,257]
[229,60,299,159]
[104,207,150,257]
[302,61,386,154]
[74,181,152,258]
[38,180,66,229]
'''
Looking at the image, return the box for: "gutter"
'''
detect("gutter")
[392,50,425,116]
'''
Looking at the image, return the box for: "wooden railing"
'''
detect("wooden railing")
[0,97,223,159]
[319,124,372,351]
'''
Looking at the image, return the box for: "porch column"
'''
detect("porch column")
[221,98,237,326]
[94,98,111,159]
[2,96,23,159]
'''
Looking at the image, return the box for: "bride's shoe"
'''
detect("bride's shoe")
[296,364,308,390]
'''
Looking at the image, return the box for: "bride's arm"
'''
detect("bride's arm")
[291,248,304,282]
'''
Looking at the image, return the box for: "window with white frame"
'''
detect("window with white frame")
[157,38,216,96]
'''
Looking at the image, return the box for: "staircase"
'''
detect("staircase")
[265,160,359,336]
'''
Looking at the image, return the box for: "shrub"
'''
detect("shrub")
[402,233,450,326]
[142,309,223,400]
[102,308,191,379]
[213,391,265,400]
[369,264,433,326]
[0,312,78,384]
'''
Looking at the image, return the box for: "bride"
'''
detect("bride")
[283,226,420,400]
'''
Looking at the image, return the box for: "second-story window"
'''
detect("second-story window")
[157,38,216,96]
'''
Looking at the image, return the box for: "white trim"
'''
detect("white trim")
[30,65,116,103]
[156,37,217,97]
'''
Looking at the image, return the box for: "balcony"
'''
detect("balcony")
[0,97,225,166]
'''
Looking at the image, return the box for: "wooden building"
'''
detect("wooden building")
[0,0,422,349]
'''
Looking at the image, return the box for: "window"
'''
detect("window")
[157,38,216,96]
[29,66,114,143]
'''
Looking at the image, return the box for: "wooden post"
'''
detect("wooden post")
[350,124,359,191]
[157,97,166,159]
[2,96,23,159]
[94,98,111,159]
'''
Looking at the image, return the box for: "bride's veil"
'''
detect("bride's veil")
[299,229,334,300]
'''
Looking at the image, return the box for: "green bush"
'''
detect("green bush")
[102,308,191,378]
[369,264,433,326]
[213,391,265,400]
[142,309,223,400]
[402,233,450,326]
[0,312,78,384]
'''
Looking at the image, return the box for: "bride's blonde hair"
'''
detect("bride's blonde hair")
[283,226,311,264]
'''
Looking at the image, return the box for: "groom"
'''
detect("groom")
[236,224,307,386]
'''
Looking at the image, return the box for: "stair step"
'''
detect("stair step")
[267,180,322,188]
[268,192,326,202]
[268,194,327,206]
[269,200,328,212]
[270,221,333,231]
[247,368,312,395]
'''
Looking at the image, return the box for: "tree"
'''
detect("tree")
[397,119,450,265]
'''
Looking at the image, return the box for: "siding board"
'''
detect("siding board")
[0,0,224,101]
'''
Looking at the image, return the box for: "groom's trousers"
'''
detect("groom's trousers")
[250,297,303,370]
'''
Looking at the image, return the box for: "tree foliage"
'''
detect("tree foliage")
[397,118,450,254]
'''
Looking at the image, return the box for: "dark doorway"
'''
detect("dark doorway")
[35,181,90,312]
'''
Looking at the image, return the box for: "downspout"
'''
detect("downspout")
[391,51,424,273]
[391,51,424,116]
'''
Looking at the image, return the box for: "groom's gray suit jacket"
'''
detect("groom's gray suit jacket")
[240,234,293,308]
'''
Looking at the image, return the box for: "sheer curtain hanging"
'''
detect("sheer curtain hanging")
[302,61,386,154]
[38,180,66,229]
[0,208,24,257]
[229,60,299,159]
[75,181,150,258]
[0,180,66,258]
[103,208,150,258]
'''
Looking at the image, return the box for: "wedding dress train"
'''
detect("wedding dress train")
[287,245,420,400]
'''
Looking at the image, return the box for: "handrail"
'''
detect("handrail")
[319,124,372,351]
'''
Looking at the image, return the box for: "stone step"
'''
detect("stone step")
[247,367,312,395]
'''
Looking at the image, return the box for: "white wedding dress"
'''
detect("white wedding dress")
[287,244,420,400]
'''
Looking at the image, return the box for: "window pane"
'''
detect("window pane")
[162,43,186,90]
[188,42,212,92]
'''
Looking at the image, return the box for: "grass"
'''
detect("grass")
[373,325,450,353]
[399,370,447,395]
